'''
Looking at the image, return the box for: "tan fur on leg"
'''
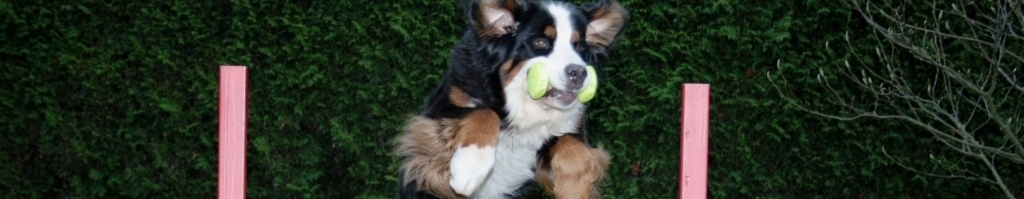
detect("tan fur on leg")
[534,136,611,199]
[449,109,501,196]
[454,109,500,147]
[396,109,501,198]
[396,116,462,198]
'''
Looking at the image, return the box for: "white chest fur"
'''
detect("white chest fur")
[470,127,553,198]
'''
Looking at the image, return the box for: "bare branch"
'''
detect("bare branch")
[880,147,995,184]
[773,0,1023,197]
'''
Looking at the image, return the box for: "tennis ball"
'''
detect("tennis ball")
[527,63,549,99]
[578,66,598,102]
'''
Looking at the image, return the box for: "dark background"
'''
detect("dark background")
[0,0,1009,198]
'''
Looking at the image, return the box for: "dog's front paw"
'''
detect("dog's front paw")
[449,145,495,196]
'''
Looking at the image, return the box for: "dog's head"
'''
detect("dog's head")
[463,0,627,118]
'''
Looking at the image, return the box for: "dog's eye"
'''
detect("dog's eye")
[574,42,584,52]
[531,38,550,50]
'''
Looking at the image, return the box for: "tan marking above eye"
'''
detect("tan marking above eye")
[571,31,583,51]
[544,26,556,39]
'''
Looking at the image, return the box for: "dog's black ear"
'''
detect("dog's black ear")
[583,0,628,53]
[461,0,521,38]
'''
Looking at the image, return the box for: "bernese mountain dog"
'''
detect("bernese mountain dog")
[396,0,628,198]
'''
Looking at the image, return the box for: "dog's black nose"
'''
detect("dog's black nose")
[565,64,587,85]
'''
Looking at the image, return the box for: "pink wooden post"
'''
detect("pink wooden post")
[219,66,248,199]
[679,84,710,199]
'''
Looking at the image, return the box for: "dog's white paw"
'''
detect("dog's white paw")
[449,145,495,196]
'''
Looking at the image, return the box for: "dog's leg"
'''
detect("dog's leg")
[535,135,610,199]
[448,109,500,196]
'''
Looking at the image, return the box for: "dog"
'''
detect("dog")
[396,0,627,198]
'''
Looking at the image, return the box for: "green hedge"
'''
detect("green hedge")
[0,0,1005,198]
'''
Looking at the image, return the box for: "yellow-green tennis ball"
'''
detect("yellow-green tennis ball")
[578,66,598,102]
[527,63,549,99]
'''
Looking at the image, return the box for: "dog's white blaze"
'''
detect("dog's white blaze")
[472,3,589,198]
[449,144,496,196]
[544,3,593,92]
